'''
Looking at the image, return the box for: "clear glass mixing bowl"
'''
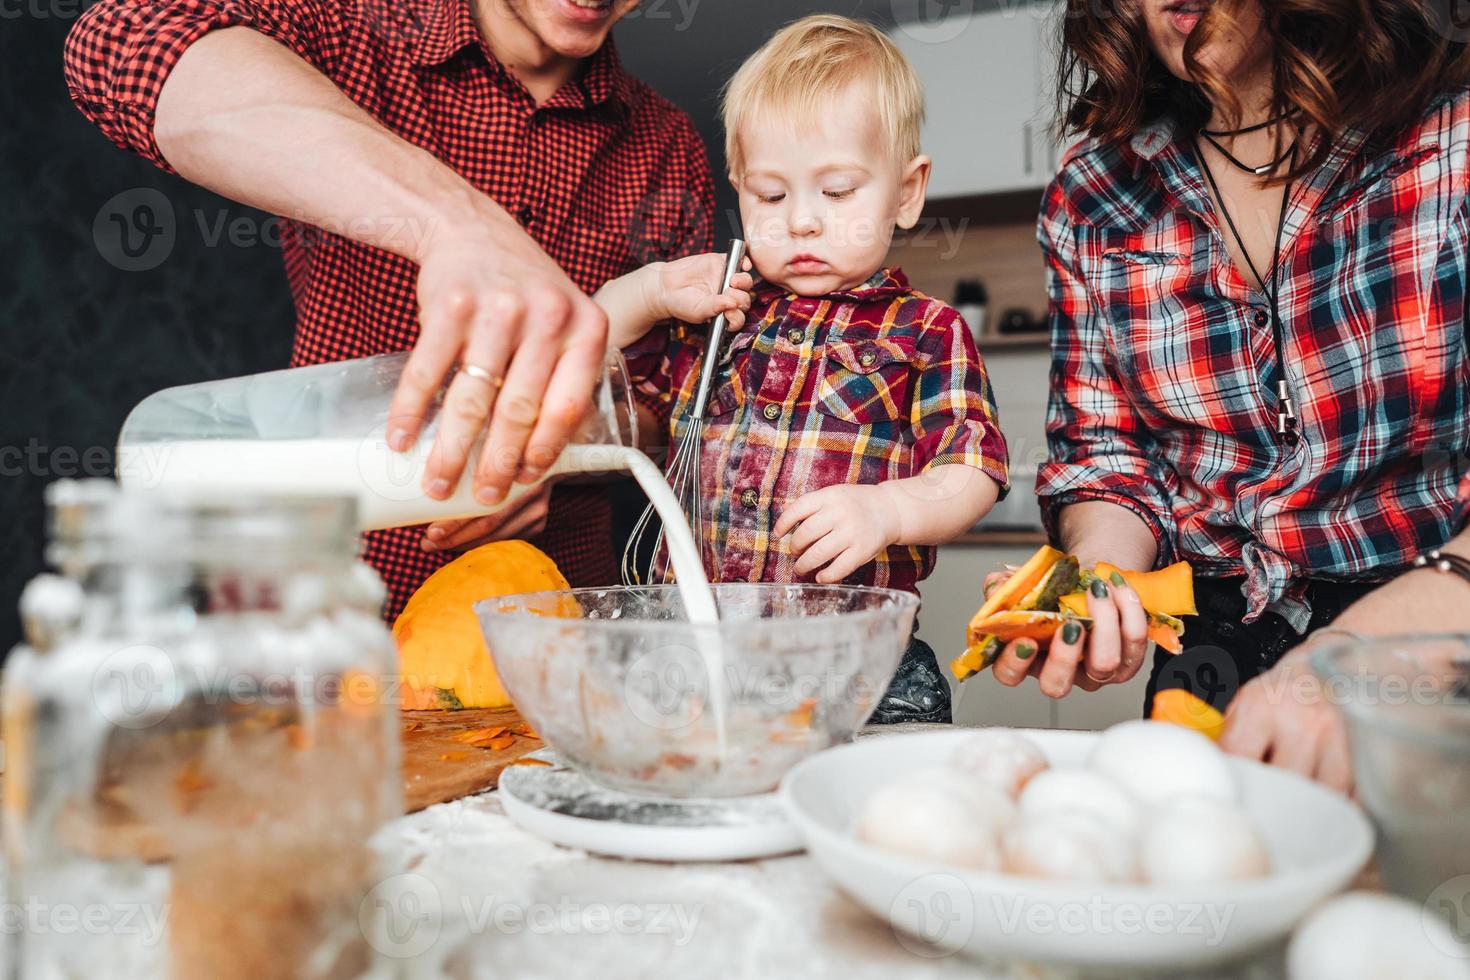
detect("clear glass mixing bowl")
[476,584,919,798]
[1312,636,1470,912]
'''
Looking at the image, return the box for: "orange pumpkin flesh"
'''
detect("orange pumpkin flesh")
[1150,688,1225,740]
[966,610,1067,643]
[953,546,1196,682]
[1147,621,1184,655]
[1094,561,1198,617]
[964,546,1065,648]
[393,540,570,710]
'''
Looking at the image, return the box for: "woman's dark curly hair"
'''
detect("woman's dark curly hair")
[1058,0,1470,179]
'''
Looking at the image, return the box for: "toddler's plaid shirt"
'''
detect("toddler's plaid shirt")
[626,268,1009,593]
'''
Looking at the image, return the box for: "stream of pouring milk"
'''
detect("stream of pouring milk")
[117,438,728,746]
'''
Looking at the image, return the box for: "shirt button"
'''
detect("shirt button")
[787,328,803,344]
[1253,309,1270,327]
[740,488,758,508]
[517,205,535,226]
[859,350,877,367]
[762,403,781,421]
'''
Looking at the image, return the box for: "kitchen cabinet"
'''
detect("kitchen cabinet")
[889,1,1063,199]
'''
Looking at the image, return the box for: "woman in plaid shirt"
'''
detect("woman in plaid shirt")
[988,0,1470,789]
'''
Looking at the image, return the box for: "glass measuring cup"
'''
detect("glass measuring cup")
[1312,636,1470,919]
[115,352,638,530]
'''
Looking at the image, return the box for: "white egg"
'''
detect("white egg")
[1288,892,1470,980]
[1017,767,1142,838]
[1139,795,1271,884]
[855,767,1015,870]
[1000,811,1137,883]
[948,729,1051,799]
[1090,719,1238,806]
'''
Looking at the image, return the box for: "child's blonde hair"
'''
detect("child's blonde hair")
[720,14,924,178]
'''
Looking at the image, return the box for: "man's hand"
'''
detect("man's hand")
[419,481,554,554]
[388,226,610,512]
[773,484,903,584]
[1219,643,1353,794]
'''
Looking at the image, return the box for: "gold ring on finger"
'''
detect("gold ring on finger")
[459,364,505,389]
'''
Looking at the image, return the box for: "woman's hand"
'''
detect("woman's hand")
[1219,643,1353,793]
[989,571,1152,698]
[773,484,904,584]
[388,224,612,512]
[418,481,554,554]
[640,253,753,331]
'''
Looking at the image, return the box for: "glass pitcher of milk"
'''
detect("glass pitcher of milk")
[116,352,638,530]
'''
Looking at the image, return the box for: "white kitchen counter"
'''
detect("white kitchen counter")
[369,789,1027,980]
[370,791,1285,980]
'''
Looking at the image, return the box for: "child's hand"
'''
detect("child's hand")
[773,484,904,584]
[640,253,754,329]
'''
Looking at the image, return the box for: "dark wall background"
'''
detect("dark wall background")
[0,0,922,653]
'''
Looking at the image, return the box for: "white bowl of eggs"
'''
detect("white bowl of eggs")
[779,721,1373,969]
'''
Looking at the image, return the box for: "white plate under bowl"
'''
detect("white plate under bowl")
[499,758,802,862]
[780,728,1373,969]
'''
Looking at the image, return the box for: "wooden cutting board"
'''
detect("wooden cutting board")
[400,706,544,812]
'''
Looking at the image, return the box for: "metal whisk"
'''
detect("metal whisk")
[622,239,747,586]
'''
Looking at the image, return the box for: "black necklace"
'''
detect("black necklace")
[1199,111,1293,138]
[1200,131,1298,176]
[1196,138,1301,445]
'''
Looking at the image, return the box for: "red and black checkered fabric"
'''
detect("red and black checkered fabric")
[65,0,716,620]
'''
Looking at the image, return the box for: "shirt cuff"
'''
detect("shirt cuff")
[66,0,329,175]
[1038,487,1177,568]
[921,421,1010,500]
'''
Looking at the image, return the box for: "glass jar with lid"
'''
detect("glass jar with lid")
[3,480,400,979]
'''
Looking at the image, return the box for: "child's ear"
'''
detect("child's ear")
[895,154,931,230]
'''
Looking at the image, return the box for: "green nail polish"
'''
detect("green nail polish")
[1015,642,1036,660]
[1090,578,1109,598]
[1109,571,1127,587]
[1061,622,1082,644]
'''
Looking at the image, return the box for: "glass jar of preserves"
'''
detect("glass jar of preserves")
[3,480,400,979]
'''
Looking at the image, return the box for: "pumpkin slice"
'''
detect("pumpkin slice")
[394,540,570,711]
[965,546,1065,648]
[1057,591,1088,618]
[951,635,1001,682]
[966,610,1067,644]
[1151,688,1225,740]
[1015,555,1080,612]
[1147,611,1186,654]
[1094,561,1197,617]
[954,546,1197,683]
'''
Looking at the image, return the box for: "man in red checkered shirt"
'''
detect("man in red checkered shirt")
[64,0,714,619]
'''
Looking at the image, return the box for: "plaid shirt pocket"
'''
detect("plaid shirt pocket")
[815,337,917,424]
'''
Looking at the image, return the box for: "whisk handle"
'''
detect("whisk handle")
[689,239,747,422]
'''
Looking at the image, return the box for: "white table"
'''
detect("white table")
[371,791,1286,980]
[369,789,1031,980]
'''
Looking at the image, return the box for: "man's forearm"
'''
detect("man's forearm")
[1055,500,1158,570]
[154,27,512,262]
